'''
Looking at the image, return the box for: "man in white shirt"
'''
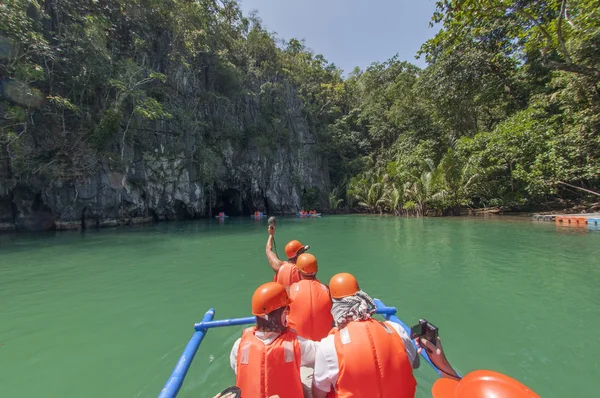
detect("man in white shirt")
[312,321,419,394]
[230,331,317,373]
[230,281,318,398]
[312,273,419,398]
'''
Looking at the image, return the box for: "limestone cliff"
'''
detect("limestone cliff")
[0,82,329,231]
[0,1,338,232]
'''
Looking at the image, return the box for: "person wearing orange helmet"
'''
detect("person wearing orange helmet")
[312,273,419,398]
[287,253,334,341]
[230,282,318,398]
[287,253,333,398]
[416,336,540,398]
[266,224,309,288]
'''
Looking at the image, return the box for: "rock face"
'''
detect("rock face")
[0,83,329,231]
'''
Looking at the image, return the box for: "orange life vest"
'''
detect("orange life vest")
[273,261,301,287]
[330,318,416,398]
[235,327,304,398]
[288,279,334,340]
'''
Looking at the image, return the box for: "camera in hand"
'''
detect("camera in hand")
[410,319,438,346]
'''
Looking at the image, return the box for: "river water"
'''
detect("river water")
[1,215,599,397]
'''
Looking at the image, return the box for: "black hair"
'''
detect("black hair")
[288,246,308,263]
[256,306,287,333]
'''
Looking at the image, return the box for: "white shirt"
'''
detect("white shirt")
[312,321,418,393]
[230,330,318,374]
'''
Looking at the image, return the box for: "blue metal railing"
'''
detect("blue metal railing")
[159,299,449,397]
[192,305,398,331]
[158,309,215,398]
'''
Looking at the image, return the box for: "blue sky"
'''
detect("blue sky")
[238,0,440,75]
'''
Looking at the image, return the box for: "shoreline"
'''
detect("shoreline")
[3,204,598,234]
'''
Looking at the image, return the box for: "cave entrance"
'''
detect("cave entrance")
[212,188,251,216]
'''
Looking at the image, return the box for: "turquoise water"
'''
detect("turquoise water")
[1,215,599,397]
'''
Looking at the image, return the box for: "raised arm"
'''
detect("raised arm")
[266,227,283,273]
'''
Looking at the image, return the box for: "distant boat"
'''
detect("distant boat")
[250,213,267,218]
[214,215,229,219]
[297,213,322,218]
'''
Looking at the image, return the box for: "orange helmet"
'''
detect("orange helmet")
[432,370,540,398]
[251,282,292,317]
[285,240,305,259]
[329,273,360,298]
[296,253,318,275]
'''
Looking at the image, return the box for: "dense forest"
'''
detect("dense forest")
[1,0,599,229]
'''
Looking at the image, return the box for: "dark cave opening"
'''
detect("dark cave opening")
[212,188,252,216]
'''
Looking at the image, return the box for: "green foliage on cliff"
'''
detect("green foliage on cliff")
[2,0,599,214]
[0,0,342,200]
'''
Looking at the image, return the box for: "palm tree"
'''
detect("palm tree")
[328,185,344,211]
[348,175,388,214]
[381,183,402,215]
[359,182,388,213]
[433,149,489,214]
[404,159,438,217]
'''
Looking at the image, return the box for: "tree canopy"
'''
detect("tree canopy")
[2,0,598,216]
[339,0,600,214]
